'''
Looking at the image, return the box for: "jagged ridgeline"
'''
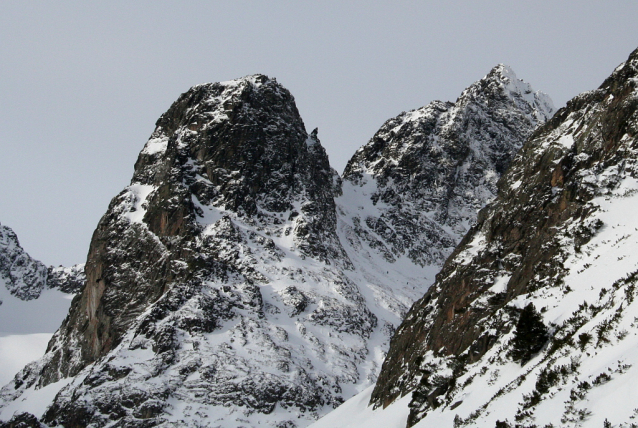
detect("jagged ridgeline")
[370,47,638,427]
[0,66,552,428]
[0,223,84,299]
[338,64,554,273]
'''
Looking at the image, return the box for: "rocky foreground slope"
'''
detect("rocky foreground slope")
[0,67,552,428]
[354,46,638,428]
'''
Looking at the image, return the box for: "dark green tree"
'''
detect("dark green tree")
[509,303,549,365]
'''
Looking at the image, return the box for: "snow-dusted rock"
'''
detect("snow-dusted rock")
[47,264,85,295]
[0,76,377,428]
[337,65,554,319]
[0,224,48,301]
[369,46,638,428]
[0,66,553,428]
[0,223,85,301]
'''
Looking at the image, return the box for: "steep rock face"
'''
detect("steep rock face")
[2,75,377,428]
[337,65,554,319]
[370,47,638,427]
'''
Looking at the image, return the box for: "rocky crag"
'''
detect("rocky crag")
[0,67,552,428]
[368,47,638,428]
[0,222,84,302]
[337,65,554,320]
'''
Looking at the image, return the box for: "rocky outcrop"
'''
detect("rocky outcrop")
[38,74,355,383]
[0,411,43,428]
[46,264,85,294]
[0,66,554,428]
[0,224,48,301]
[0,75,376,428]
[370,47,638,427]
[340,65,553,268]
[0,223,84,300]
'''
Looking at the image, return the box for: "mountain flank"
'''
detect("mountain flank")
[0,65,553,428]
[367,46,638,428]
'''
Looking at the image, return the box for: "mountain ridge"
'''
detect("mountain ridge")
[0,223,85,300]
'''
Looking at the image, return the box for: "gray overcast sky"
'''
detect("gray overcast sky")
[1,1,638,267]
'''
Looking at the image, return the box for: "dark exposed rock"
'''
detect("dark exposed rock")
[0,412,44,428]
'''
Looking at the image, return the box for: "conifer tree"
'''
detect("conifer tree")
[509,303,549,364]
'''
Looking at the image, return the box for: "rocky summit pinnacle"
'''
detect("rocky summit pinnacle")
[0,66,554,428]
[1,74,373,428]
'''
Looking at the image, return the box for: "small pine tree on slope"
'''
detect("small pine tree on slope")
[508,303,549,365]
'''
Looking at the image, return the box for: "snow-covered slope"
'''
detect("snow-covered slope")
[328,46,638,428]
[0,68,553,428]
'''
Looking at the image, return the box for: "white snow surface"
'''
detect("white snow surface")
[0,376,72,421]
[141,136,169,155]
[309,386,410,428]
[121,183,156,224]
[495,64,555,122]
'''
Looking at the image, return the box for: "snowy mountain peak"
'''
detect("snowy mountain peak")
[0,223,83,301]
[0,223,48,301]
[601,46,638,91]
[457,63,555,124]
[339,64,554,285]
[0,75,374,428]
